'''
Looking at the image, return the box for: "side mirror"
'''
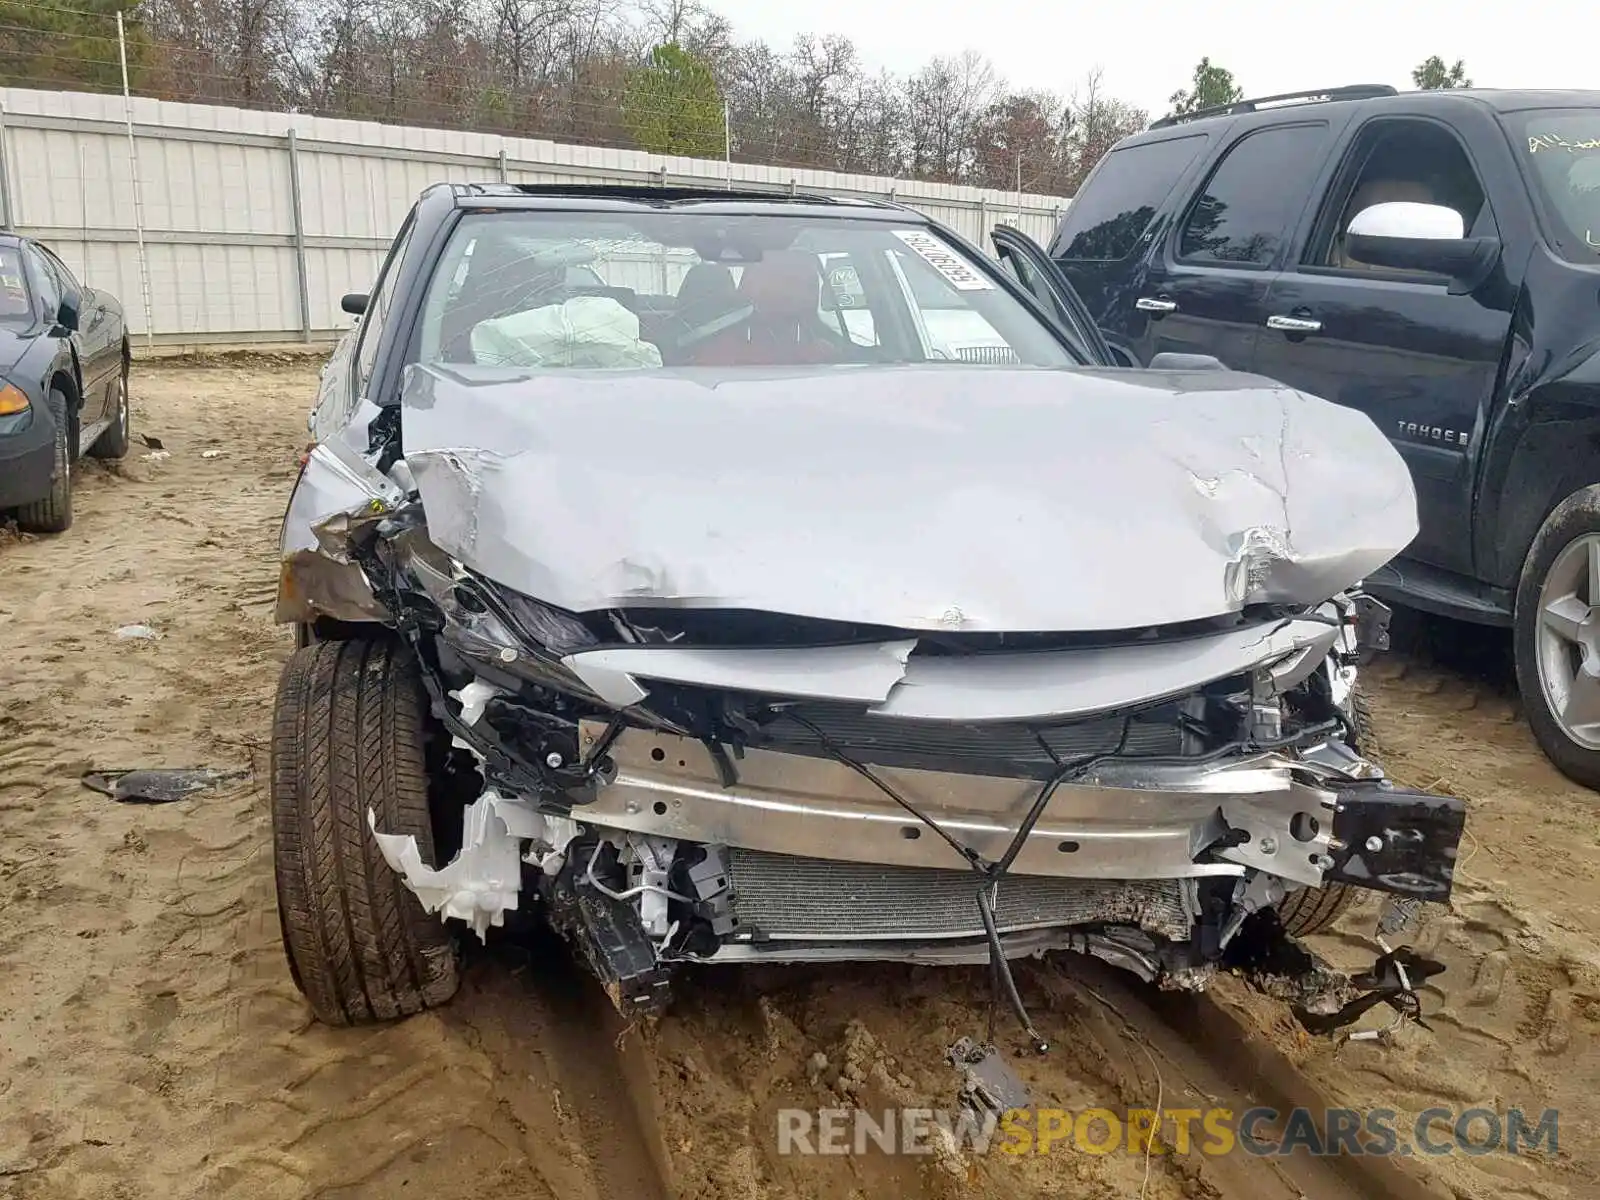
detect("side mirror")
[341,293,369,316]
[1344,202,1500,294]
[55,294,80,332]
[1149,352,1228,372]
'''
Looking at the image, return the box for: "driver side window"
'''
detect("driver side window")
[354,214,416,398]
[1308,120,1498,274]
[24,246,61,320]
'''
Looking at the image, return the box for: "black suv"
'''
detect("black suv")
[1050,85,1600,786]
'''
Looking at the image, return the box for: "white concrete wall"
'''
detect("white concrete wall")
[0,88,1072,346]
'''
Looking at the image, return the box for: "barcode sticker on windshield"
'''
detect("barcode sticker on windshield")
[893,229,994,290]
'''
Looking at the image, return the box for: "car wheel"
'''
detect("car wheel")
[1514,486,1600,789]
[1274,682,1370,938]
[89,357,131,460]
[15,388,74,533]
[271,638,460,1025]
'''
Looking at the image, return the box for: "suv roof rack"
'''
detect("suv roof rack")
[458,182,857,205]
[1149,84,1399,130]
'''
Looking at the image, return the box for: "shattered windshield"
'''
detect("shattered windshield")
[1516,110,1600,263]
[0,245,32,324]
[415,210,1079,369]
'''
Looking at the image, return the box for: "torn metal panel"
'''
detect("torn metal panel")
[275,439,405,623]
[399,363,1418,632]
[276,549,390,624]
[562,640,917,705]
[871,617,1339,721]
[279,440,405,557]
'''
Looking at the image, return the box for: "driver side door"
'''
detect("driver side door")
[990,225,1117,366]
[1254,113,1517,576]
[34,244,115,429]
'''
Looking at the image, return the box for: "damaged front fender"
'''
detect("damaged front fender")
[275,439,406,625]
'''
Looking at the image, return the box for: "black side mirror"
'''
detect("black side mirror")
[1344,203,1500,295]
[1346,235,1500,295]
[55,293,80,332]
[341,293,369,316]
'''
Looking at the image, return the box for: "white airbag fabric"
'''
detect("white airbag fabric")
[470,296,662,368]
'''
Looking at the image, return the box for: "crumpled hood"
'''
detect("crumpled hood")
[399,363,1418,633]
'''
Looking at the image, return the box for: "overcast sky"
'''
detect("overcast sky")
[710,0,1592,117]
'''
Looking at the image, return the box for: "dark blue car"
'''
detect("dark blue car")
[0,233,130,533]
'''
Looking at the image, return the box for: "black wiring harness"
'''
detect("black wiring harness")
[782,708,1346,1052]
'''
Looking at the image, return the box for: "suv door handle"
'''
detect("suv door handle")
[1266,314,1322,333]
[1136,296,1178,314]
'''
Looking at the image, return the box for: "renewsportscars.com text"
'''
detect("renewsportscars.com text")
[776,1106,1559,1158]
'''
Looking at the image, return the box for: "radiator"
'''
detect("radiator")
[725,849,1191,942]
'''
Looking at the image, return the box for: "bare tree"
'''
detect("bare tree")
[1062,68,1147,192]
[120,0,1148,189]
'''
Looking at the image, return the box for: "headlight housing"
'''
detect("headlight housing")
[0,382,29,416]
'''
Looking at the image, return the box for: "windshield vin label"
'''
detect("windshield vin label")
[893,229,994,290]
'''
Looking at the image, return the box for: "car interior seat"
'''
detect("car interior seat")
[690,251,841,366]
[656,263,740,363]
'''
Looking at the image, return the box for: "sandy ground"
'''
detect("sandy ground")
[1,360,1595,1200]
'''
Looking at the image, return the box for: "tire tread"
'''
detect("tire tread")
[270,639,459,1025]
[15,389,73,533]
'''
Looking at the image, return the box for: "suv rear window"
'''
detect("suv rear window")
[1050,134,1208,261]
[1178,124,1330,266]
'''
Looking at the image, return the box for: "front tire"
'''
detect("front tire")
[271,638,460,1025]
[1514,486,1600,790]
[15,388,73,533]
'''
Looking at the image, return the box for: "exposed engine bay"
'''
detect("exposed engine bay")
[277,363,1466,1044]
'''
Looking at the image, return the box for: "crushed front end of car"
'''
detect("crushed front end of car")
[278,363,1466,1037]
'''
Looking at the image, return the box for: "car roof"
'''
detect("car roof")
[446,182,924,222]
[1132,86,1600,145]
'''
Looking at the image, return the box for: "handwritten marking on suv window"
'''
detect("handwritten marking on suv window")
[1528,133,1600,154]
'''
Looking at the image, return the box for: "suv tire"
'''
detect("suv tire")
[1274,683,1371,937]
[271,638,460,1025]
[1514,486,1600,790]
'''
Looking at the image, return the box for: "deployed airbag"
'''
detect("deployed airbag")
[470,296,662,368]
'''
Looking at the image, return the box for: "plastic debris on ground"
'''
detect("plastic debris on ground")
[81,767,250,804]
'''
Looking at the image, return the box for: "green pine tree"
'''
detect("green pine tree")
[1412,56,1473,89]
[622,42,725,158]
